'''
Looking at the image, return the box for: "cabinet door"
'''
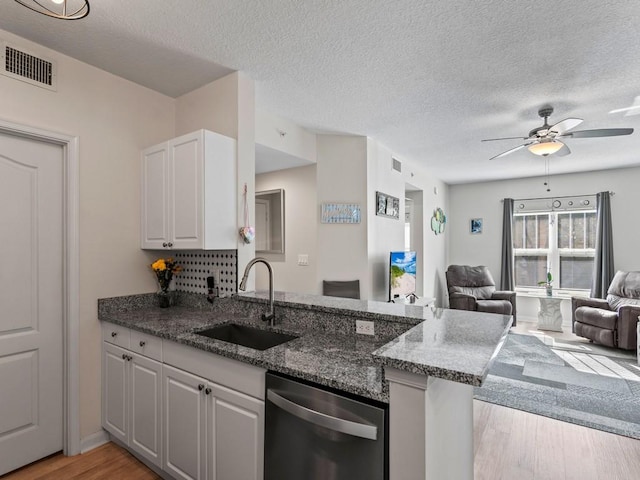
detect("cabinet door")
[203,130,237,250]
[141,143,169,249]
[102,343,128,445]
[130,354,163,468]
[208,383,264,480]
[163,364,207,480]
[169,132,203,250]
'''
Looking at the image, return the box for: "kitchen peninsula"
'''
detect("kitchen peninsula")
[99,291,511,480]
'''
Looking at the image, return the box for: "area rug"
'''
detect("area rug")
[474,333,640,439]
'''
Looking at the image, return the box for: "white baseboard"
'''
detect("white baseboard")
[80,429,110,453]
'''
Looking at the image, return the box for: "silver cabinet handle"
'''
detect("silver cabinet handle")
[111,332,117,337]
[267,389,377,440]
[139,341,146,347]
[162,242,168,247]
[168,242,173,248]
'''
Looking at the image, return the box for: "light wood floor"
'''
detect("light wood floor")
[474,401,640,480]
[0,442,160,480]
[3,402,640,479]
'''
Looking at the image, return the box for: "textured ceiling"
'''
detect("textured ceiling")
[1,0,640,184]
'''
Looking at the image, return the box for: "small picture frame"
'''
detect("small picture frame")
[376,191,400,219]
[321,203,361,224]
[470,218,483,234]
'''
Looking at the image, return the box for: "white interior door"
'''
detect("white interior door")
[0,132,64,475]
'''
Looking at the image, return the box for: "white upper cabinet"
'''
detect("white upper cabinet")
[141,130,237,250]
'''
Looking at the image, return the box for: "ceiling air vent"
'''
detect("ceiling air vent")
[1,42,57,91]
[392,157,402,173]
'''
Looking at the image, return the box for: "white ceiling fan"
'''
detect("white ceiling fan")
[482,106,634,161]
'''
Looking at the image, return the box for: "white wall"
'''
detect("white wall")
[175,72,256,288]
[366,139,406,300]
[257,133,450,304]
[0,29,176,440]
[316,135,370,298]
[255,165,318,293]
[448,166,640,320]
[400,158,449,307]
[255,109,317,163]
[175,74,238,139]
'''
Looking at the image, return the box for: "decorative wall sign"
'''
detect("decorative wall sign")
[431,207,447,235]
[470,218,483,234]
[321,203,361,224]
[375,191,400,219]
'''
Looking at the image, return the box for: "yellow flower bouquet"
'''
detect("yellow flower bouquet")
[151,258,182,307]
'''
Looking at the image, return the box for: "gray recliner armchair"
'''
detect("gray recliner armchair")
[572,271,640,350]
[445,265,517,325]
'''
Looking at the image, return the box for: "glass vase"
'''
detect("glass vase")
[157,290,177,308]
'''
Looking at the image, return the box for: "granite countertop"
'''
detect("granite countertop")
[99,292,512,402]
[237,291,434,325]
[99,303,390,402]
[372,308,512,386]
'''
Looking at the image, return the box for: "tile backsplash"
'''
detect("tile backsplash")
[174,251,237,296]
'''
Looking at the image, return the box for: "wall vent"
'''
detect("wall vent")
[392,157,402,173]
[1,42,57,91]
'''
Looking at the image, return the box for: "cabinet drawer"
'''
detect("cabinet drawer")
[103,323,130,348]
[130,330,162,361]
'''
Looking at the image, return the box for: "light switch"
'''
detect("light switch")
[297,254,309,266]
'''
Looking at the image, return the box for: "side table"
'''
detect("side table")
[537,296,564,332]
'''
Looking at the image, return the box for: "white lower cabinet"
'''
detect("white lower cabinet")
[102,322,265,480]
[163,364,265,480]
[102,342,163,469]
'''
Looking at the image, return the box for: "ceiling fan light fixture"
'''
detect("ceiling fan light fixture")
[528,140,564,156]
[14,0,90,20]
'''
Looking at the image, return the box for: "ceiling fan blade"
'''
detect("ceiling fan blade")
[489,143,529,160]
[481,136,529,142]
[555,143,571,156]
[563,128,634,138]
[548,118,583,135]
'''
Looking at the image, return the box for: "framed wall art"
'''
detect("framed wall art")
[376,191,399,219]
[470,218,483,234]
[321,203,361,224]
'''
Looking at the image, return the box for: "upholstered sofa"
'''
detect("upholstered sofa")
[572,271,640,350]
[445,265,517,325]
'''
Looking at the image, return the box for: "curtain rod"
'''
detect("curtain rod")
[501,191,615,202]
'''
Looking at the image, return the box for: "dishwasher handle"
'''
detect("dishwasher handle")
[267,389,378,441]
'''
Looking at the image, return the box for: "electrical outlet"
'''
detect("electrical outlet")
[356,320,375,336]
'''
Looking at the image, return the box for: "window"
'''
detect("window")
[514,210,596,291]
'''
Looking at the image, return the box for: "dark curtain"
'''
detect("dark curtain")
[500,198,514,290]
[590,191,614,298]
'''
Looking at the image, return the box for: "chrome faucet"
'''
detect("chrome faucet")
[239,257,275,326]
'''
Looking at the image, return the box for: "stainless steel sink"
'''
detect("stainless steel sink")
[195,323,298,351]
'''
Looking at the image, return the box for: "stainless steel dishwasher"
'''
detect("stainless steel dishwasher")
[265,372,387,480]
